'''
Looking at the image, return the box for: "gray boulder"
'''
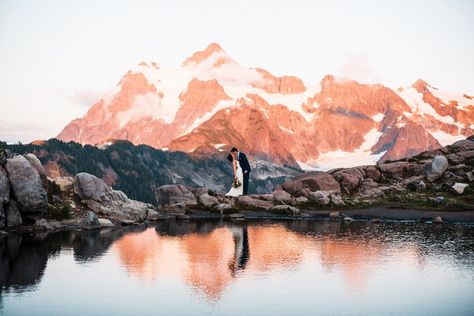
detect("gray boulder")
[270,205,300,216]
[198,193,219,208]
[379,161,409,179]
[73,173,151,223]
[426,155,448,182]
[333,168,365,194]
[237,195,274,211]
[24,153,48,190]
[308,190,330,205]
[282,171,341,196]
[79,211,101,229]
[272,189,293,205]
[0,166,9,204]
[214,203,235,214]
[6,200,23,227]
[155,184,197,208]
[5,155,47,219]
[407,180,427,192]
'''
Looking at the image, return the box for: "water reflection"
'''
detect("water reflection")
[1,220,474,313]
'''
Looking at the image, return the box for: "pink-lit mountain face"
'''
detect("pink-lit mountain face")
[57,43,474,169]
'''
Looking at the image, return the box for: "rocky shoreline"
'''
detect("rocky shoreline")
[1,136,474,234]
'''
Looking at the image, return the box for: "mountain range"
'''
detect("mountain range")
[57,43,474,170]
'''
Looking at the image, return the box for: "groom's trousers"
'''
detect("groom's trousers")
[243,171,250,195]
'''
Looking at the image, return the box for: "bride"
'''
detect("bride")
[225,153,244,197]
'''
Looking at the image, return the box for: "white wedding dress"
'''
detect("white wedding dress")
[225,160,244,197]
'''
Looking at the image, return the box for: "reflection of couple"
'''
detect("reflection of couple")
[228,225,250,276]
[225,147,251,197]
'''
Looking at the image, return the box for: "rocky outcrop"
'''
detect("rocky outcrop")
[5,155,47,221]
[426,155,449,182]
[73,173,155,223]
[155,184,198,208]
[282,171,341,196]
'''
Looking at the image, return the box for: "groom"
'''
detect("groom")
[231,147,251,195]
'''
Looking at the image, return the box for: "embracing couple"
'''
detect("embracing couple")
[225,147,251,197]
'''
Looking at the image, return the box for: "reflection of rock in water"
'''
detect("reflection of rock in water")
[155,219,224,237]
[72,225,146,262]
[0,225,148,295]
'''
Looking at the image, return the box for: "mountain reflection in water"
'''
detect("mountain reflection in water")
[1,220,473,316]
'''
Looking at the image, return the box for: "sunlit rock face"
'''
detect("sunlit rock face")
[58,43,474,169]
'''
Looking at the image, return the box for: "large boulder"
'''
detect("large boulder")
[426,155,448,182]
[73,173,152,223]
[270,205,300,216]
[307,190,330,205]
[333,168,365,194]
[0,167,9,227]
[24,154,48,190]
[79,211,101,229]
[362,166,383,182]
[5,200,23,227]
[272,189,293,205]
[5,155,47,219]
[155,184,197,208]
[237,195,274,211]
[198,193,219,208]
[450,139,474,152]
[282,171,341,196]
[73,172,118,202]
[379,161,409,179]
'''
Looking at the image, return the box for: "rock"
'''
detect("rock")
[0,166,9,204]
[50,176,74,192]
[237,195,274,211]
[98,218,114,227]
[426,155,448,182]
[198,193,219,208]
[427,196,445,205]
[343,216,353,222]
[371,218,381,223]
[6,200,22,227]
[214,203,235,214]
[282,171,341,196]
[74,173,150,223]
[0,229,7,235]
[176,214,190,220]
[447,153,465,164]
[307,190,330,205]
[229,213,245,220]
[161,203,186,214]
[457,150,474,159]
[466,171,474,182]
[0,166,9,227]
[272,189,293,205]
[5,155,47,219]
[333,168,364,194]
[79,211,101,229]
[450,139,474,152]
[35,218,48,227]
[452,183,469,194]
[379,161,409,179]
[359,179,384,198]
[363,166,383,182]
[270,205,301,216]
[146,209,162,221]
[329,192,346,206]
[295,196,309,204]
[24,153,48,190]
[155,184,197,208]
[329,211,340,219]
[432,216,443,224]
[407,180,426,192]
[73,172,118,202]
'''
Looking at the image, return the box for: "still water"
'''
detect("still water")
[1,220,473,316]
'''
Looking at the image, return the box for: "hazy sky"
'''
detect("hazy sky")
[1,0,473,143]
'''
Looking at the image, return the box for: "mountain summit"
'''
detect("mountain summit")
[57,43,474,169]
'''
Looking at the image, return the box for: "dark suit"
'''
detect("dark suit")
[238,152,251,195]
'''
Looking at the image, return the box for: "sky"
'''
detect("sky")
[1,0,473,143]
